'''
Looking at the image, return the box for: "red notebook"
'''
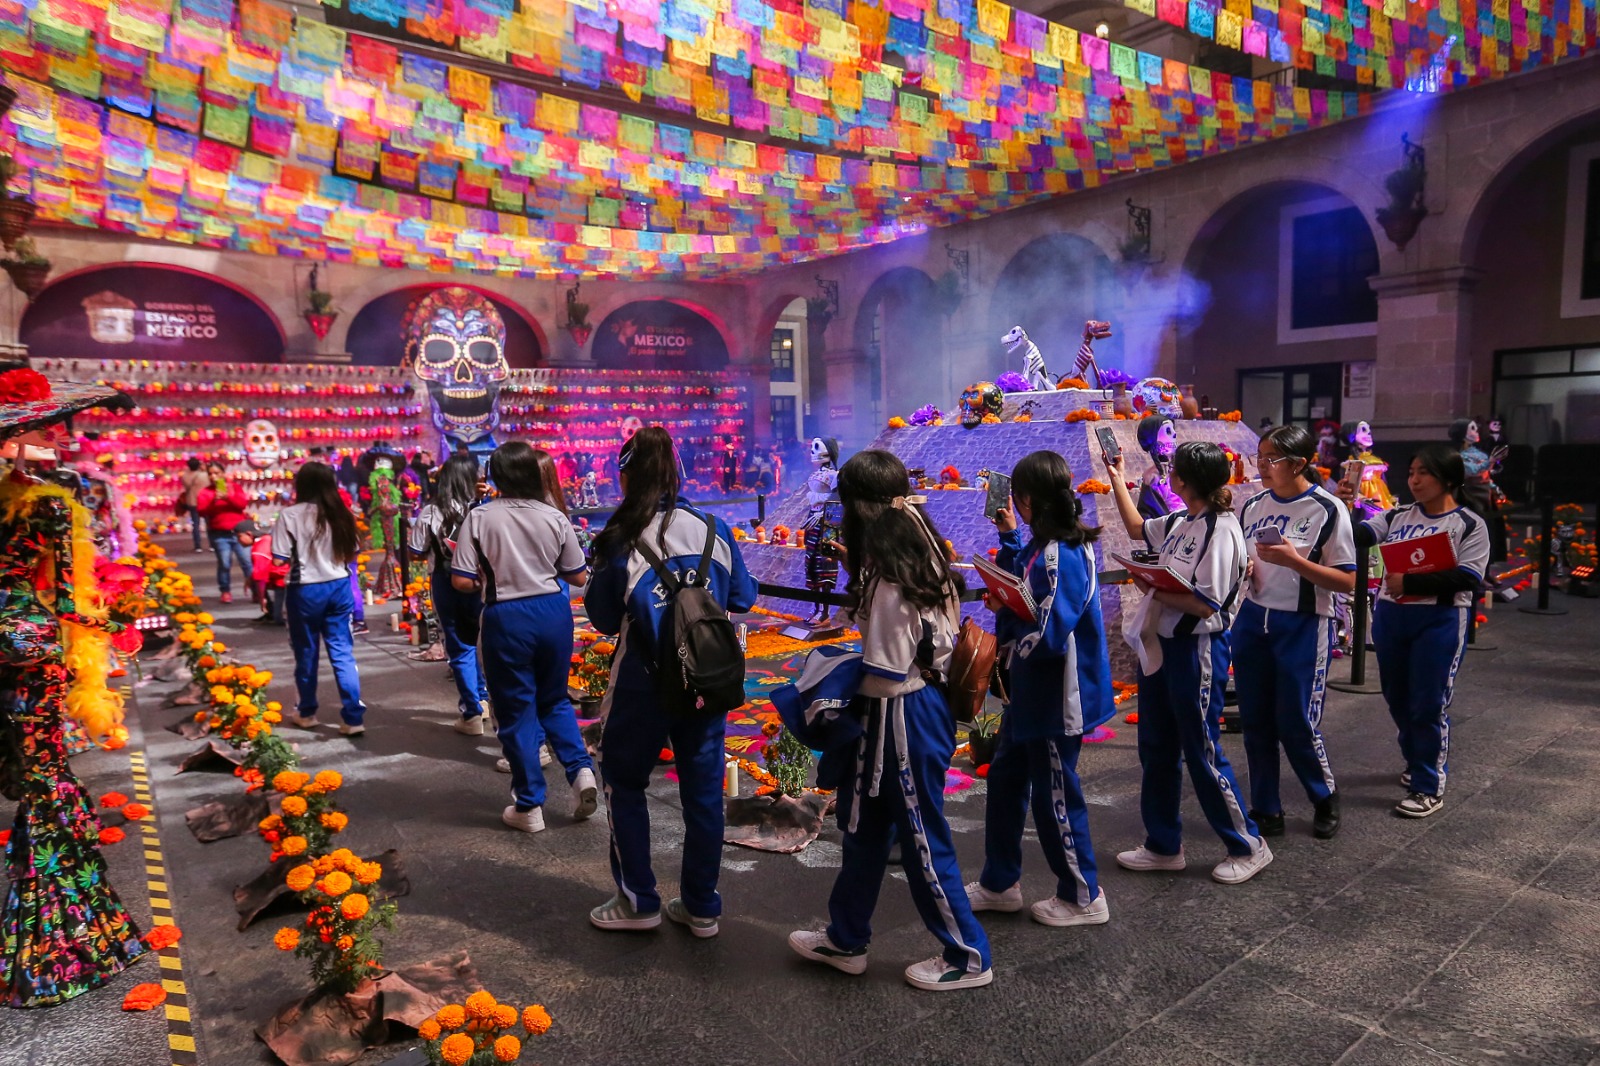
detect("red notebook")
[968,555,1037,622]
[1378,531,1458,603]
[1110,552,1196,595]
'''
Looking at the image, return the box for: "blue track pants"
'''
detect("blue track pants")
[287,578,365,724]
[980,717,1099,906]
[1232,601,1337,814]
[1373,601,1465,798]
[432,565,487,717]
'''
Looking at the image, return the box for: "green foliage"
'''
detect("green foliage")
[5,237,47,266]
[242,732,299,782]
[969,712,1003,739]
[764,727,814,797]
[307,289,335,314]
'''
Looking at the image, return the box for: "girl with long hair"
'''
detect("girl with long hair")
[1235,426,1357,840]
[1103,441,1268,884]
[585,427,757,937]
[967,450,1116,928]
[271,462,366,734]
[1339,443,1489,819]
[451,442,596,833]
[788,449,994,991]
[408,454,490,733]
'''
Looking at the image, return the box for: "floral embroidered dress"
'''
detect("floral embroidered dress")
[1,487,145,1007]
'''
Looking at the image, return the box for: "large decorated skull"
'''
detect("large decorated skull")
[1133,377,1183,418]
[244,418,282,470]
[958,381,1004,429]
[403,287,508,458]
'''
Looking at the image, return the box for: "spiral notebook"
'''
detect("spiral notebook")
[968,554,1036,622]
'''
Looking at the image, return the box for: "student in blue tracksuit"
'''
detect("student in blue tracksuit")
[1235,426,1357,840]
[271,461,367,735]
[1103,441,1270,885]
[966,450,1116,928]
[788,450,994,992]
[585,427,757,937]
[408,454,490,734]
[1340,443,1489,820]
[451,442,597,834]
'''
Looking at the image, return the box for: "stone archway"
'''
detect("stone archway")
[852,266,944,424]
[987,233,1123,384]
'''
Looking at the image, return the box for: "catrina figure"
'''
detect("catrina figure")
[801,436,841,625]
[1135,414,1182,519]
[1338,420,1395,517]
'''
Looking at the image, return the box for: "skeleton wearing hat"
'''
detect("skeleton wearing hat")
[802,437,841,624]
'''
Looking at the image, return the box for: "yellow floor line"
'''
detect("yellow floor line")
[127,750,200,1066]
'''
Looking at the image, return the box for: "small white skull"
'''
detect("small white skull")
[244,419,281,470]
[809,437,836,468]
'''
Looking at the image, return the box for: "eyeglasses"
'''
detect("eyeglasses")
[1255,454,1292,466]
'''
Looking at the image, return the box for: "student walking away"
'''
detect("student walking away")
[585,427,757,937]
[197,461,251,604]
[234,519,288,626]
[968,450,1116,929]
[1234,426,1357,840]
[787,449,994,991]
[271,462,367,735]
[179,458,210,552]
[409,454,491,734]
[1339,444,1489,819]
[1102,441,1270,884]
[451,442,597,834]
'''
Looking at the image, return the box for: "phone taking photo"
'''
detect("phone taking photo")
[1096,426,1121,466]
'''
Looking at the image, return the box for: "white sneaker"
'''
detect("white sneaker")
[453,714,485,736]
[787,930,868,975]
[1211,844,1274,885]
[1031,891,1110,928]
[501,805,545,834]
[903,956,994,991]
[495,757,511,773]
[540,745,553,768]
[1400,770,1412,789]
[571,768,598,821]
[1395,792,1444,819]
[589,893,660,932]
[964,881,1024,913]
[338,722,365,736]
[1116,846,1187,872]
[664,897,718,938]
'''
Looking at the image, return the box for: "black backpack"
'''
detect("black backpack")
[635,514,746,716]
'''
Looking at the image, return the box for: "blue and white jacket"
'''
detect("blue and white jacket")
[587,498,758,693]
[992,530,1116,740]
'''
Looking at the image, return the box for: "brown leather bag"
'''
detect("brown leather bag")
[945,617,999,724]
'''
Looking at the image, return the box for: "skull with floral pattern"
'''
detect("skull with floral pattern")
[958,381,1004,429]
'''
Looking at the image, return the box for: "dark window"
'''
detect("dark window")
[1583,158,1600,301]
[769,327,796,382]
[770,395,797,436]
[1291,206,1379,330]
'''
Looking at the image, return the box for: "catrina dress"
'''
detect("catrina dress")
[1,492,145,1007]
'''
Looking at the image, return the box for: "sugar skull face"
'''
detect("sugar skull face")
[244,419,281,470]
[1133,377,1183,418]
[403,287,508,453]
[809,437,838,468]
[1353,421,1373,451]
[1464,419,1479,445]
[1488,419,1502,437]
[1137,415,1177,460]
[959,382,1003,428]
[620,416,643,443]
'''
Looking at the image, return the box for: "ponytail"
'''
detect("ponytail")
[1172,442,1234,514]
[1010,450,1098,546]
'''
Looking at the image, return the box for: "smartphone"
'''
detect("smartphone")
[1096,426,1121,466]
[1339,459,1364,490]
[1254,527,1285,546]
[983,471,1012,521]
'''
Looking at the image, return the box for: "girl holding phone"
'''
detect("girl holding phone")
[1235,426,1357,840]
[1103,442,1269,884]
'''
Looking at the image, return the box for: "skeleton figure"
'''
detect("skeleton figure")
[802,436,841,625]
[580,472,600,509]
[402,288,509,461]
[958,381,1004,429]
[1338,419,1394,516]
[243,418,282,471]
[1136,414,1182,519]
[1001,326,1050,391]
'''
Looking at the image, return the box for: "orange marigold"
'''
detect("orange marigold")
[98,826,125,846]
[522,1004,552,1035]
[273,928,300,951]
[493,1035,522,1062]
[340,893,369,921]
[319,871,353,897]
[99,791,129,808]
[122,803,149,820]
[280,836,308,856]
[313,770,343,791]
[320,811,348,832]
[439,1033,475,1066]
[434,1004,467,1029]
[280,795,308,817]
[143,925,182,950]
[464,990,498,1020]
[336,935,355,952]
[417,1020,441,1042]
[272,771,309,794]
[285,865,316,893]
[121,983,168,1011]
[355,862,382,885]
[492,1003,518,1028]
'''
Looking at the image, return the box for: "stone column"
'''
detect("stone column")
[820,346,874,452]
[741,358,774,448]
[1367,266,1483,435]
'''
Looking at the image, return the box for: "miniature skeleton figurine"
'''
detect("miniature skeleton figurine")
[801,436,841,625]
[580,471,600,509]
[1135,414,1182,519]
[1001,326,1050,391]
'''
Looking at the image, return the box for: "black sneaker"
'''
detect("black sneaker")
[1312,793,1341,839]
[1394,792,1443,819]
[1250,810,1285,837]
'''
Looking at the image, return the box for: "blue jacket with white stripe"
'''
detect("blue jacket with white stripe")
[587,498,758,694]
[992,530,1116,740]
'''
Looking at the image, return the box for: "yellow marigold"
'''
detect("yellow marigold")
[417,1019,441,1041]
[492,1003,518,1028]
[264,710,282,724]
[522,1004,552,1035]
[273,928,299,951]
[196,612,214,625]
[336,935,354,951]
[266,701,282,713]
[319,871,353,897]
[355,862,382,886]
[494,1035,522,1062]
[285,865,316,892]
[340,893,369,921]
[280,795,308,817]
[313,770,343,792]
[435,1004,467,1029]
[440,1033,474,1066]
[464,990,498,1021]
[280,836,308,856]
[320,811,348,832]
[272,771,309,794]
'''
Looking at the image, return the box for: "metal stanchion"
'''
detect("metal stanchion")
[1519,497,1568,617]
[1466,587,1496,651]
[1330,547,1383,694]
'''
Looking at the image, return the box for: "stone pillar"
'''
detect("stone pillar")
[742,358,774,448]
[820,346,874,452]
[1367,266,1483,435]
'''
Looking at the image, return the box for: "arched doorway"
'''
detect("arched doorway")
[988,233,1122,383]
[853,267,943,423]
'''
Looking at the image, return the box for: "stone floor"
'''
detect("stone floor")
[7,548,1600,1066]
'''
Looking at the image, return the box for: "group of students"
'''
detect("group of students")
[267,420,1486,994]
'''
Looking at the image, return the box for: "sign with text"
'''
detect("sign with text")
[20,264,285,362]
[591,300,729,371]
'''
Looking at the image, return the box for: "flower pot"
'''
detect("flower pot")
[0,195,36,250]
[1376,205,1427,251]
[577,694,603,718]
[4,260,49,299]
[568,325,592,347]
[304,310,338,340]
[968,733,997,768]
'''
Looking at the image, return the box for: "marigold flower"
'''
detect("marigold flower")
[273,771,309,794]
[761,721,781,738]
[313,770,343,791]
[196,612,214,625]
[331,848,359,870]
[285,865,317,892]
[122,803,149,820]
[280,795,308,817]
[320,811,348,832]
[435,1004,467,1029]
[417,1020,441,1041]
[121,983,168,1011]
[320,871,354,897]
[143,925,182,950]
[493,1035,522,1062]
[99,791,129,808]
[336,935,355,952]
[522,1004,552,1035]
[281,835,308,856]
[98,826,125,846]
[440,1033,475,1066]
[259,815,282,833]
[273,928,300,951]
[465,990,498,1020]
[492,1003,518,1028]
[340,893,369,921]
[313,854,338,875]
[355,862,382,885]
